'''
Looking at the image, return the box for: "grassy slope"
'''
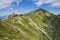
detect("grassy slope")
[0,9,60,40]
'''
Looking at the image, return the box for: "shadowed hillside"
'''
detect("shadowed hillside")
[0,8,60,40]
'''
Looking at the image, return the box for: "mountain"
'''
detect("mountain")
[58,14,60,17]
[0,8,60,40]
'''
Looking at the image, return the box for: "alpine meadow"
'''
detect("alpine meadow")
[0,8,60,40]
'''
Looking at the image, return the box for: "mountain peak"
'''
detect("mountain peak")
[34,8,48,13]
[24,8,50,16]
[0,8,60,40]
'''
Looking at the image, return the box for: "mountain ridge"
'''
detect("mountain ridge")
[0,8,60,40]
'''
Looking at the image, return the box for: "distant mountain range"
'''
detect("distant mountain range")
[0,16,5,19]
[0,8,60,40]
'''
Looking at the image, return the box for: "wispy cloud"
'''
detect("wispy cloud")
[32,0,60,8]
[0,0,22,10]
[0,0,22,16]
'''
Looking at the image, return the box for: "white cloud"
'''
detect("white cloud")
[32,0,60,8]
[0,0,22,10]
[50,2,60,8]
[34,0,44,6]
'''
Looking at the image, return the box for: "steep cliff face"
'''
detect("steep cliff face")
[0,9,60,40]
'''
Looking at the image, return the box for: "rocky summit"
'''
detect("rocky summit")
[0,8,60,40]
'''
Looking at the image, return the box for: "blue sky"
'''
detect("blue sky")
[0,0,60,16]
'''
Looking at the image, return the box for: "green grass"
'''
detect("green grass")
[0,9,60,40]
